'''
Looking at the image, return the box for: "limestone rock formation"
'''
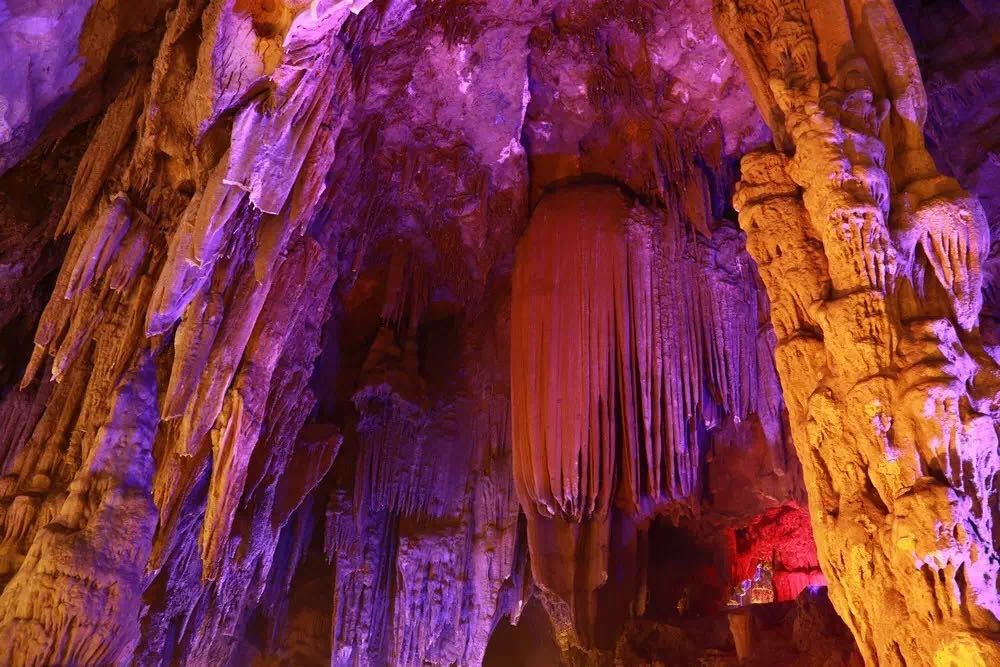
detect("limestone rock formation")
[0,0,994,665]
[511,181,784,645]
[715,0,1000,663]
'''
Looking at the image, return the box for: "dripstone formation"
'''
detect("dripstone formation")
[717,0,1000,662]
[0,0,996,665]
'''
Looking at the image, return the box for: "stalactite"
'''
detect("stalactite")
[327,494,398,667]
[331,272,523,665]
[0,2,363,663]
[511,180,781,645]
[512,185,625,527]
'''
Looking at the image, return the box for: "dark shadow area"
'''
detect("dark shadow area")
[645,518,726,619]
[483,597,561,667]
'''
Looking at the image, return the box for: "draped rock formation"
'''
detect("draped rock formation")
[511,181,786,647]
[0,0,995,664]
[715,0,1000,663]
[0,1,526,664]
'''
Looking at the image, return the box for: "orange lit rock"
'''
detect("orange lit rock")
[715,0,1000,663]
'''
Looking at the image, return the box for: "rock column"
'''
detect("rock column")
[715,0,1000,663]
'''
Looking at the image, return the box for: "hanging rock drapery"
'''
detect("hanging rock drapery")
[511,182,778,642]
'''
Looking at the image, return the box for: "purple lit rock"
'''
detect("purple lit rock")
[0,0,995,665]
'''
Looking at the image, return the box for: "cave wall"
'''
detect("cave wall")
[0,0,995,665]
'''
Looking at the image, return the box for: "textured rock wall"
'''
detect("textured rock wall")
[725,504,825,601]
[715,0,1000,663]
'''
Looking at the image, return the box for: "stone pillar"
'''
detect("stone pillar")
[714,0,1000,663]
[728,609,753,662]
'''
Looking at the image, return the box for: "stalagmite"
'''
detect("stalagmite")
[715,0,1000,663]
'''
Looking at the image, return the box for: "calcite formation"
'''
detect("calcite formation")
[511,182,783,645]
[726,504,826,603]
[0,0,995,665]
[715,0,1000,663]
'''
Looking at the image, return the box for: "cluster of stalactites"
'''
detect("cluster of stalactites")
[510,181,778,647]
[511,183,771,525]
[0,4,364,665]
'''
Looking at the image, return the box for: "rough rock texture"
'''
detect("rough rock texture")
[612,587,862,666]
[715,0,1000,663]
[726,504,826,602]
[0,0,994,664]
